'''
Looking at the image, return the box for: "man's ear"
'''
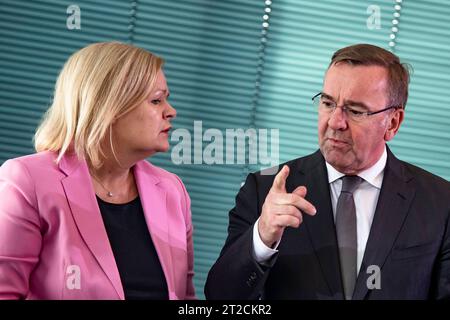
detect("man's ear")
[384,108,404,141]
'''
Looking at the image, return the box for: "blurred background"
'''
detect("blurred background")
[0,0,449,298]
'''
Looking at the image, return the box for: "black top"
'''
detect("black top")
[97,195,169,300]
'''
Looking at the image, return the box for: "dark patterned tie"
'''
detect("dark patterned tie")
[336,175,363,300]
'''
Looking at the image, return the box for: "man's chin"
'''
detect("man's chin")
[322,149,352,170]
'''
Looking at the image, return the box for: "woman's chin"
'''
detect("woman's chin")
[153,144,170,155]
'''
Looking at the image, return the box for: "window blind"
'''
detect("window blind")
[0,0,448,300]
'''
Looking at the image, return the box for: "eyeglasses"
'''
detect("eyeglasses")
[312,92,400,122]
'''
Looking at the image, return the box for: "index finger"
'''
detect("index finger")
[271,165,289,193]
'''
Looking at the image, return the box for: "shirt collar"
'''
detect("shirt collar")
[325,145,387,189]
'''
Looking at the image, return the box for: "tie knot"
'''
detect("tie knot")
[341,175,363,193]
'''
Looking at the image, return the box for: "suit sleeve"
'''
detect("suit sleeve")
[204,173,274,300]
[0,159,42,299]
[185,219,196,300]
[175,175,196,300]
[434,207,450,299]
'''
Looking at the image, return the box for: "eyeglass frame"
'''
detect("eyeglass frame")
[312,92,401,120]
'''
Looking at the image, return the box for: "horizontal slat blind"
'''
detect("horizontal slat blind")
[1,0,448,301]
[387,0,450,179]
[250,0,391,173]
[133,0,264,297]
[253,0,450,181]
[0,0,265,299]
[0,0,130,162]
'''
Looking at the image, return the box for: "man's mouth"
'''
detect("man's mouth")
[327,137,349,145]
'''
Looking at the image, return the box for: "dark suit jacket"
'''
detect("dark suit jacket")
[205,148,450,299]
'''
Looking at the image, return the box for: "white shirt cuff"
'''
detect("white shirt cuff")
[252,217,280,264]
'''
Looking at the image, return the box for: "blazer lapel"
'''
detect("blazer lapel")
[133,161,176,299]
[293,151,344,299]
[353,148,416,300]
[59,153,125,300]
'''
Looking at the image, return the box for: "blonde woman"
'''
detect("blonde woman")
[0,42,195,300]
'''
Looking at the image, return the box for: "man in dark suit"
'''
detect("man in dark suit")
[204,44,450,300]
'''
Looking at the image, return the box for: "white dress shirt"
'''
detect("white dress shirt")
[253,147,387,273]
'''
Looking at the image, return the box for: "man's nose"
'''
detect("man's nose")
[327,106,348,130]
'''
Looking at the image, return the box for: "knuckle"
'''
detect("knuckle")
[290,206,298,216]
[287,194,294,203]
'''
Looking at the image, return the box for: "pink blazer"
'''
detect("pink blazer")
[0,151,196,300]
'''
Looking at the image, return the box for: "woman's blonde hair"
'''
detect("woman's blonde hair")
[34,41,164,168]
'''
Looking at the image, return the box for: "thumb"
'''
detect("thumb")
[271,165,289,193]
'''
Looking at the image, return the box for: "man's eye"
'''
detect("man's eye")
[321,100,334,108]
[151,99,162,105]
[347,108,364,116]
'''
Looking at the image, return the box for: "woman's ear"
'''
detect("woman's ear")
[384,108,404,141]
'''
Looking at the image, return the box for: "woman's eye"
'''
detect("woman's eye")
[151,99,162,105]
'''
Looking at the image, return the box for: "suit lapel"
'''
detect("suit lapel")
[353,148,416,300]
[59,154,125,300]
[292,151,344,299]
[133,161,176,298]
